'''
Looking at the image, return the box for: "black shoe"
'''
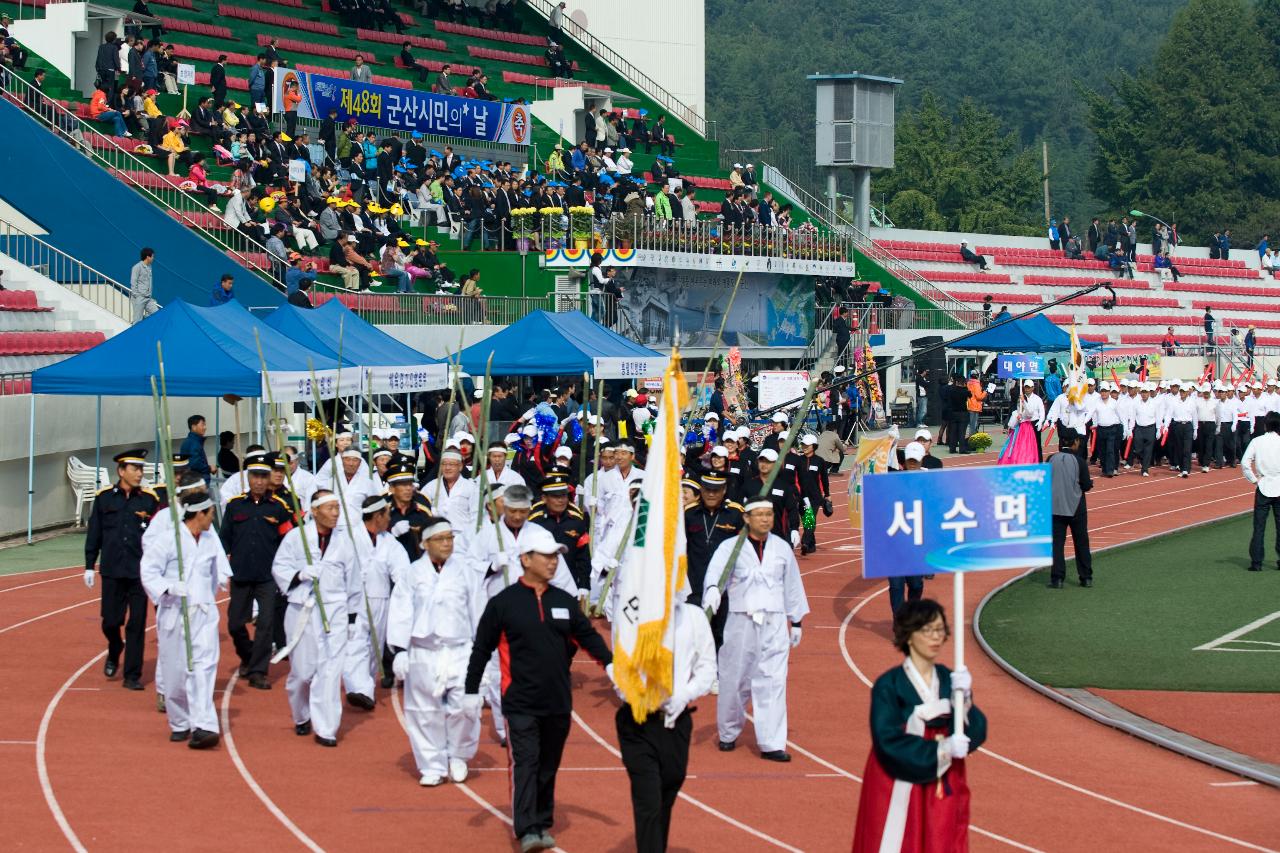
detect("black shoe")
[188,729,220,750]
[760,750,792,762]
[1079,578,1093,588]
[122,678,143,691]
[1249,565,1263,572]
[314,734,338,747]
[104,660,119,678]
[346,692,376,711]
[498,737,507,748]
[247,674,272,690]
[169,729,191,742]
[380,675,395,689]
[295,721,312,736]
[718,739,736,752]
[238,663,250,677]
[1048,579,1064,589]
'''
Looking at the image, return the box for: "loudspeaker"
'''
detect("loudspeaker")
[910,336,946,426]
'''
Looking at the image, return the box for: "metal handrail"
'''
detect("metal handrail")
[760,161,976,326]
[1,71,281,288]
[524,0,708,138]
[305,287,615,328]
[0,219,133,321]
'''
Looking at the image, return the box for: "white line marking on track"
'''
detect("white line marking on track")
[1193,610,1280,651]
[837,587,1278,852]
[221,670,326,853]
[0,739,38,744]
[569,709,806,851]
[0,564,82,579]
[1210,781,1260,787]
[38,652,104,853]
[0,573,79,593]
[0,599,97,635]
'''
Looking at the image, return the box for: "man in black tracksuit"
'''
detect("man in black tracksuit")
[946,374,971,454]
[221,455,294,689]
[464,528,613,852]
[742,449,801,549]
[795,436,831,554]
[85,449,161,690]
[528,474,593,592]
[683,471,743,648]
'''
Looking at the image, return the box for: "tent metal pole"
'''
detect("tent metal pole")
[310,402,317,472]
[405,392,412,446]
[26,394,35,544]
[95,396,102,491]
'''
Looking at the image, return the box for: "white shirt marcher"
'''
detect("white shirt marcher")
[342,527,411,701]
[703,532,809,754]
[1242,431,1280,498]
[386,549,486,783]
[140,521,232,737]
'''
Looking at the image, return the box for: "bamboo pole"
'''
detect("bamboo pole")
[150,349,194,672]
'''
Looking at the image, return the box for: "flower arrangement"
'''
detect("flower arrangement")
[511,206,538,236]
[569,205,594,241]
[968,432,993,452]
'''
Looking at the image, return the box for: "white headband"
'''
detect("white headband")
[311,493,340,508]
[441,450,463,462]
[176,480,205,494]
[420,520,452,541]
[341,448,363,459]
[361,497,388,515]
[744,499,773,513]
[181,497,213,513]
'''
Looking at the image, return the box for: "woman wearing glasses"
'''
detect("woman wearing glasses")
[851,599,987,852]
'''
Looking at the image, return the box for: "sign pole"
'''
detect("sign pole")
[953,571,965,739]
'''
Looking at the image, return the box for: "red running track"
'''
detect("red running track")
[2,456,1278,851]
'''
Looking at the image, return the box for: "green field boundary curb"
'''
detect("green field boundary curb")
[972,508,1280,788]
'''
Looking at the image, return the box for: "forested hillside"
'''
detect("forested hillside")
[706,0,1184,230]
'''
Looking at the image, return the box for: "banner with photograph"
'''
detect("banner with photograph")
[272,69,531,145]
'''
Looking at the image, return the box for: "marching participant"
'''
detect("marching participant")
[1127,382,1160,476]
[387,461,434,560]
[578,439,616,515]
[150,454,190,507]
[342,495,411,710]
[317,447,383,529]
[1046,387,1091,459]
[85,449,161,691]
[850,599,987,852]
[702,497,809,762]
[529,474,592,593]
[271,489,363,747]
[1093,382,1123,476]
[279,446,316,509]
[591,478,644,617]
[684,470,743,653]
[222,453,294,690]
[219,445,266,511]
[1117,381,1139,469]
[1195,383,1218,472]
[762,412,789,453]
[387,516,485,786]
[601,442,644,494]
[795,434,831,553]
[1006,379,1046,460]
[1249,381,1270,440]
[1235,384,1256,461]
[423,449,478,535]
[139,494,232,748]
[742,449,801,549]
[1216,382,1238,468]
[1167,381,1198,478]
[484,442,527,489]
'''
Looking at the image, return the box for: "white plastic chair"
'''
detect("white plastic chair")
[67,456,110,526]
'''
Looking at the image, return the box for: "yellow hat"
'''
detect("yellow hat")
[397,239,409,248]
[326,196,340,204]
[415,238,427,246]
[389,203,404,217]
[258,197,277,213]
[279,133,292,142]
[270,190,286,199]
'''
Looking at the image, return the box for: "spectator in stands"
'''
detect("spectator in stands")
[186,152,221,209]
[1063,235,1084,260]
[432,63,452,94]
[651,114,673,155]
[130,247,158,322]
[1059,216,1073,252]
[594,108,609,148]
[380,238,414,292]
[993,305,1011,323]
[652,183,673,222]
[549,1,567,34]
[265,223,290,285]
[1153,250,1181,282]
[191,95,232,146]
[1161,327,1178,356]
[545,40,572,79]
[473,73,497,101]
[248,54,267,108]
[461,268,488,321]
[1204,307,1216,355]
[399,42,429,83]
[288,274,316,308]
[1259,234,1270,261]
[1,15,26,71]
[284,253,317,300]
[89,83,130,137]
[981,295,993,324]
[1086,217,1101,254]
[281,80,301,139]
[959,241,988,270]
[1125,218,1137,261]
[341,233,376,289]
[352,54,373,84]
[262,36,282,67]
[742,163,758,188]
[1220,229,1232,260]
[615,146,634,176]
[729,163,744,190]
[1107,244,1133,278]
[374,0,406,34]
[110,83,144,136]
[1210,230,1223,260]
[210,273,235,307]
[1246,326,1257,368]
[680,186,696,222]
[160,119,193,176]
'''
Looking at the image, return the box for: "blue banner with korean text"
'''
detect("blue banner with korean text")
[861,464,1052,578]
[996,353,1046,380]
[272,69,531,145]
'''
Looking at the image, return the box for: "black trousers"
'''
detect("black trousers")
[507,712,571,839]
[1051,507,1092,582]
[1236,422,1253,461]
[1196,421,1216,468]
[1169,421,1193,473]
[1097,423,1121,475]
[1249,489,1280,569]
[272,592,288,650]
[1217,423,1236,467]
[100,576,148,681]
[616,705,692,853]
[227,579,277,676]
[947,414,968,453]
[1130,424,1155,473]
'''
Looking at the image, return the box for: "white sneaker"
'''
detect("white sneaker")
[1142,472,1149,477]
[1202,467,1209,473]
[1181,472,1188,478]
[448,758,468,783]
[419,773,445,787]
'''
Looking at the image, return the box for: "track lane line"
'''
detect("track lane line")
[1,599,98,635]
[0,572,80,594]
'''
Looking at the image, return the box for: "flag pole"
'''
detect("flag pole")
[953,572,966,739]
[151,347,194,672]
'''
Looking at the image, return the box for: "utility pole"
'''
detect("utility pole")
[1042,139,1051,225]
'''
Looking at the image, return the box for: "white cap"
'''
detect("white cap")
[914,428,933,441]
[1141,382,1155,392]
[473,389,484,399]
[770,412,789,424]
[733,162,742,168]
[1169,379,1182,387]
[903,441,926,462]
[1197,383,1210,393]
[705,411,720,421]
[1212,380,1225,391]
[1253,381,1265,390]
[554,446,572,459]
[834,365,846,374]
[444,438,461,450]
[801,434,818,446]
[522,424,537,437]
[518,525,567,555]
[504,432,521,446]
[711,445,729,457]
[1086,377,1097,385]
[453,431,475,444]
[758,448,779,462]
[624,388,638,397]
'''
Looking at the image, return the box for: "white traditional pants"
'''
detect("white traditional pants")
[716,611,790,753]
[481,654,506,741]
[403,641,480,776]
[285,600,348,740]
[293,227,319,251]
[157,602,220,734]
[342,595,388,699]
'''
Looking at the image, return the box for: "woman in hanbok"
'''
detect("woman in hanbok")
[851,599,987,852]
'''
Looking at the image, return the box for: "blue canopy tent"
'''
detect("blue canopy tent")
[456,311,663,376]
[26,300,356,540]
[952,314,1103,354]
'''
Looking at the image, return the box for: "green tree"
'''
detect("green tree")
[1086,0,1280,242]
[874,93,1042,234]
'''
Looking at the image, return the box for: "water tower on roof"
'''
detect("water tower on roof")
[808,72,902,234]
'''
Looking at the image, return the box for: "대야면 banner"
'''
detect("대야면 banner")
[272,69,531,145]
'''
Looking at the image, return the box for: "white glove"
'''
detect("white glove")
[605,663,615,685]
[945,733,971,759]
[790,529,801,548]
[347,622,357,641]
[83,569,96,589]
[298,564,317,582]
[662,695,687,729]
[702,585,721,615]
[986,382,996,393]
[460,693,484,714]
[390,520,410,537]
[951,666,972,695]
[887,423,901,440]
[392,651,408,683]
[169,579,188,598]
[789,626,802,648]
